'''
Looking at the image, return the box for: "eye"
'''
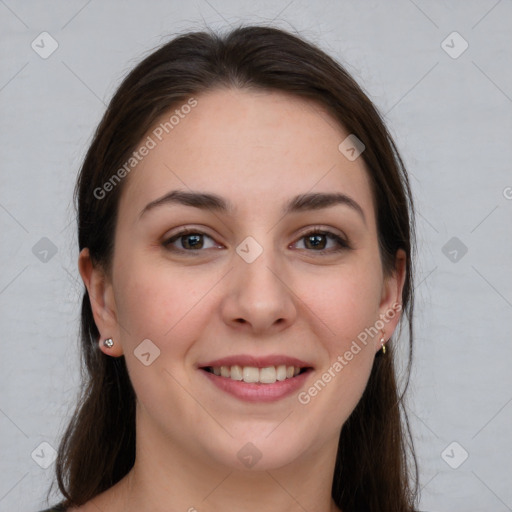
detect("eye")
[162,227,350,255]
[163,229,222,252]
[293,229,350,253]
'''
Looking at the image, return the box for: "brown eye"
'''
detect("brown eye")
[163,230,220,252]
[294,230,350,253]
[179,233,204,250]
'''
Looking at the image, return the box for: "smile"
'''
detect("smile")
[203,365,306,384]
[199,355,313,402]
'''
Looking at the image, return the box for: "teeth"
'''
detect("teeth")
[276,364,287,381]
[259,366,276,384]
[208,365,303,384]
[243,366,259,383]
[230,364,243,381]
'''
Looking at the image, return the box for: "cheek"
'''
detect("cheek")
[111,261,220,420]
[113,256,222,360]
[293,261,382,421]
[300,260,383,348]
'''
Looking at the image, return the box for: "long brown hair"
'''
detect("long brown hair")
[53,25,418,511]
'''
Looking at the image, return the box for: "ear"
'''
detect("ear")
[78,248,124,357]
[376,248,407,353]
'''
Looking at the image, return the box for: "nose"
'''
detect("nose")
[220,246,298,335]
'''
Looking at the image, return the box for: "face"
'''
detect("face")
[82,88,405,472]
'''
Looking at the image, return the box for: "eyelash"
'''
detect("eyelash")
[162,227,351,255]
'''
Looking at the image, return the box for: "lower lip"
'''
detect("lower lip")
[200,369,312,403]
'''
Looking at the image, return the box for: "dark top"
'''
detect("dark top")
[38,505,67,512]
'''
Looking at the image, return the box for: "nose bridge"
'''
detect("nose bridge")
[222,234,297,332]
[237,242,280,294]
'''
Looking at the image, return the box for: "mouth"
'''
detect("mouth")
[201,364,309,384]
[198,356,313,402]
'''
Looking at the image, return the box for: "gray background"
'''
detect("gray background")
[1,1,511,511]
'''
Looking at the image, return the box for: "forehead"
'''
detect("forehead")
[118,88,375,223]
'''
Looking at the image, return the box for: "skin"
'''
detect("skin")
[75,88,406,512]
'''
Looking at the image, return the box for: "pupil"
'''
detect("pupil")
[184,234,202,249]
[307,234,326,250]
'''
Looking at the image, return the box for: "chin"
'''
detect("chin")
[204,428,312,472]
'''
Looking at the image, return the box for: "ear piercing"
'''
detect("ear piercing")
[103,338,114,348]
[380,332,386,354]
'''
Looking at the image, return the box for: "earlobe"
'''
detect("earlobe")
[78,248,124,357]
[98,337,123,357]
[377,249,407,352]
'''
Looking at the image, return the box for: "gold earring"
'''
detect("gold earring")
[380,333,386,354]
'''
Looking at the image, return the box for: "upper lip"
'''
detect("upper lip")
[199,355,313,369]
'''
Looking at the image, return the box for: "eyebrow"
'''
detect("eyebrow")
[139,190,366,224]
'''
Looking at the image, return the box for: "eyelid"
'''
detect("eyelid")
[162,226,223,250]
[295,224,348,241]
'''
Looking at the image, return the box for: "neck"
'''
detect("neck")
[99,409,341,512]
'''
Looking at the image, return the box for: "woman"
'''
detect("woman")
[43,25,418,512]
